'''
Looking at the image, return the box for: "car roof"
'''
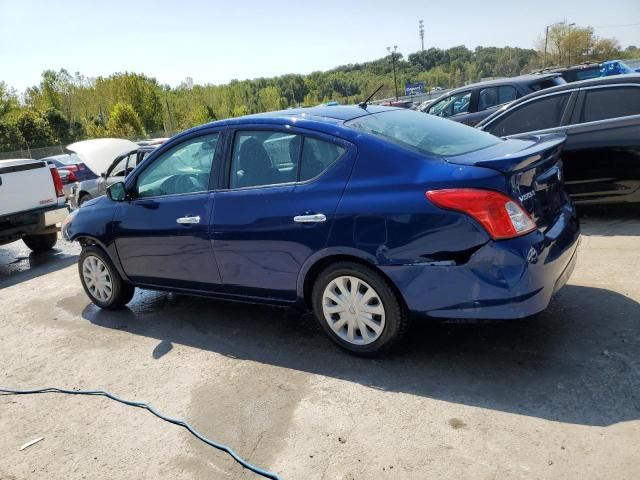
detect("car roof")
[531,63,602,74]
[439,73,562,96]
[183,105,397,134]
[478,73,640,127]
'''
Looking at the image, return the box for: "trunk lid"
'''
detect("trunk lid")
[445,134,568,229]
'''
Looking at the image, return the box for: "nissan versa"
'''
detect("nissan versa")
[63,106,580,356]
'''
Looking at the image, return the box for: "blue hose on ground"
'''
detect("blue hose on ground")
[0,387,283,480]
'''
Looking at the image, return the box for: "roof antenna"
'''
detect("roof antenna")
[358,84,384,109]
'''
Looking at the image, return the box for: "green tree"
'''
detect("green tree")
[45,108,71,143]
[0,121,25,151]
[106,102,144,138]
[15,109,54,147]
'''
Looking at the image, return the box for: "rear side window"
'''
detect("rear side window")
[347,109,500,157]
[230,131,346,188]
[231,131,300,188]
[478,86,518,111]
[299,137,345,181]
[580,87,640,123]
[488,93,571,137]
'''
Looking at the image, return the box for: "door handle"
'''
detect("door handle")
[176,215,200,225]
[293,213,326,223]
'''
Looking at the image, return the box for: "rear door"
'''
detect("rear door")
[211,126,355,301]
[114,132,222,289]
[561,84,640,202]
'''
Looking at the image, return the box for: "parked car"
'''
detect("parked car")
[42,153,96,182]
[72,144,159,208]
[1,158,68,252]
[421,74,566,126]
[63,138,140,208]
[600,60,640,76]
[531,63,603,83]
[477,74,640,205]
[63,105,579,356]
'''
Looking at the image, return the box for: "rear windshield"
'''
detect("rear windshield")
[346,109,500,157]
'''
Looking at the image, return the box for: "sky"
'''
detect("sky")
[1,0,639,92]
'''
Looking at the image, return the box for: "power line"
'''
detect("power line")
[591,23,640,28]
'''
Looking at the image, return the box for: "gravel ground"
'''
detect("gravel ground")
[0,208,638,480]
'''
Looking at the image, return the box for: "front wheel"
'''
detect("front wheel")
[311,262,408,357]
[23,232,57,252]
[79,246,134,309]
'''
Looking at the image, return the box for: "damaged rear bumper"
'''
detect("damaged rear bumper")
[382,203,580,319]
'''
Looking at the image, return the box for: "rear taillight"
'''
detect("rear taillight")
[65,164,79,172]
[67,170,77,183]
[426,189,536,240]
[50,167,65,197]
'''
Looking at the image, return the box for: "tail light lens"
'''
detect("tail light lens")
[67,170,77,183]
[65,164,79,172]
[50,167,65,197]
[426,189,536,240]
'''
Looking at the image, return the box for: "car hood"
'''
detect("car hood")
[66,138,138,176]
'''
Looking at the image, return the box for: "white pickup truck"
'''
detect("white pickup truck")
[0,158,69,252]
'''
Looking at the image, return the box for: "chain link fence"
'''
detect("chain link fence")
[0,145,66,161]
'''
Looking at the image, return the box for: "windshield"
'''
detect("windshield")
[346,109,501,157]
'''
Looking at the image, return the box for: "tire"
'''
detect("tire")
[23,232,58,252]
[78,194,93,206]
[311,262,408,357]
[79,246,135,309]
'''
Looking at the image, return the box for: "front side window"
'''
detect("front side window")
[347,109,500,157]
[581,87,640,123]
[136,133,218,198]
[109,155,128,177]
[429,91,471,118]
[488,93,571,137]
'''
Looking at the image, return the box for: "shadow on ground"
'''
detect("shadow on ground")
[0,248,78,289]
[578,205,640,236]
[79,283,640,428]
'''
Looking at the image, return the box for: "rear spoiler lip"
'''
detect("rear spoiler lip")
[446,133,567,174]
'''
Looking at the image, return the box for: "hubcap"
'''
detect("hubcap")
[322,275,386,345]
[82,255,113,302]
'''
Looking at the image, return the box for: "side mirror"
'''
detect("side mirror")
[107,182,127,202]
[101,172,107,178]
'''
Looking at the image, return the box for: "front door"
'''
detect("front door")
[212,127,355,301]
[114,132,222,290]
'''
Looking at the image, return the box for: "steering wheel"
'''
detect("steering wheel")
[173,173,203,193]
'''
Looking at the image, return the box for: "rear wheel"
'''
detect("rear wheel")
[23,232,57,252]
[79,246,134,309]
[311,262,407,357]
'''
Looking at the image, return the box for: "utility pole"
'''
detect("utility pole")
[543,21,576,68]
[387,45,399,101]
[419,19,424,52]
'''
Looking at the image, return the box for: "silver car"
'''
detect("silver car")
[71,146,157,208]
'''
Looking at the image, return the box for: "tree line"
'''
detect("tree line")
[1,24,637,153]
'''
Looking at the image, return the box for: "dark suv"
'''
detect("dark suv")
[477,74,640,205]
[420,73,565,126]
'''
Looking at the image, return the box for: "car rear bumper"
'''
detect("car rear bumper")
[382,202,580,319]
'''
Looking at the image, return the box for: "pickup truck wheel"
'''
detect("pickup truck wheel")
[79,246,135,310]
[23,232,58,252]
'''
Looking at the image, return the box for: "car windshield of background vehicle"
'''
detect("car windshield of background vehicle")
[429,91,471,118]
[488,93,571,136]
[580,86,640,122]
[136,133,218,198]
[347,109,500,157]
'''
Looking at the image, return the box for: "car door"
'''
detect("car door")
[211,126,355,301]
[466,85,519,126]
[113,131,222,289]
[561,84,640,202]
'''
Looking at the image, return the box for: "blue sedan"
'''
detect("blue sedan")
[63,106,579,356]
